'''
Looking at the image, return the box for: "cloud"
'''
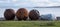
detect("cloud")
[29,0,49,3]
[12,0,17,2]
[47,0,60,6]
[0,0,60,7]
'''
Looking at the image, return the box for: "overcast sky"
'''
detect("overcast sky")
[0,0,60,17]
[0,0,60,7]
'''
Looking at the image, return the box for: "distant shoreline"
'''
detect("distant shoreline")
[34,6,60,8]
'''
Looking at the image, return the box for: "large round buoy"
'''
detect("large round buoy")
[29,9,40,20]
[4,9,15,20]
[16,8,28,20]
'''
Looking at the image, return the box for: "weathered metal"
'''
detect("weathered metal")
[4,9,15,20]
[29,9,40,20]
[16,8,28,20]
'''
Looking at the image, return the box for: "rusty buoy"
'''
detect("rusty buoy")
[16,8,28,20]
[29,9,40,20]
[4,9,15,20]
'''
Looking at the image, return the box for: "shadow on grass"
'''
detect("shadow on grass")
[40,22,56,26]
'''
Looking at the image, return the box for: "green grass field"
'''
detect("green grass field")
[0,21,60,27]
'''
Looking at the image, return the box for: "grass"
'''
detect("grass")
[0,21,60,27]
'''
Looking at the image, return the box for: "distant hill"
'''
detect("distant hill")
[34,6,60,8]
